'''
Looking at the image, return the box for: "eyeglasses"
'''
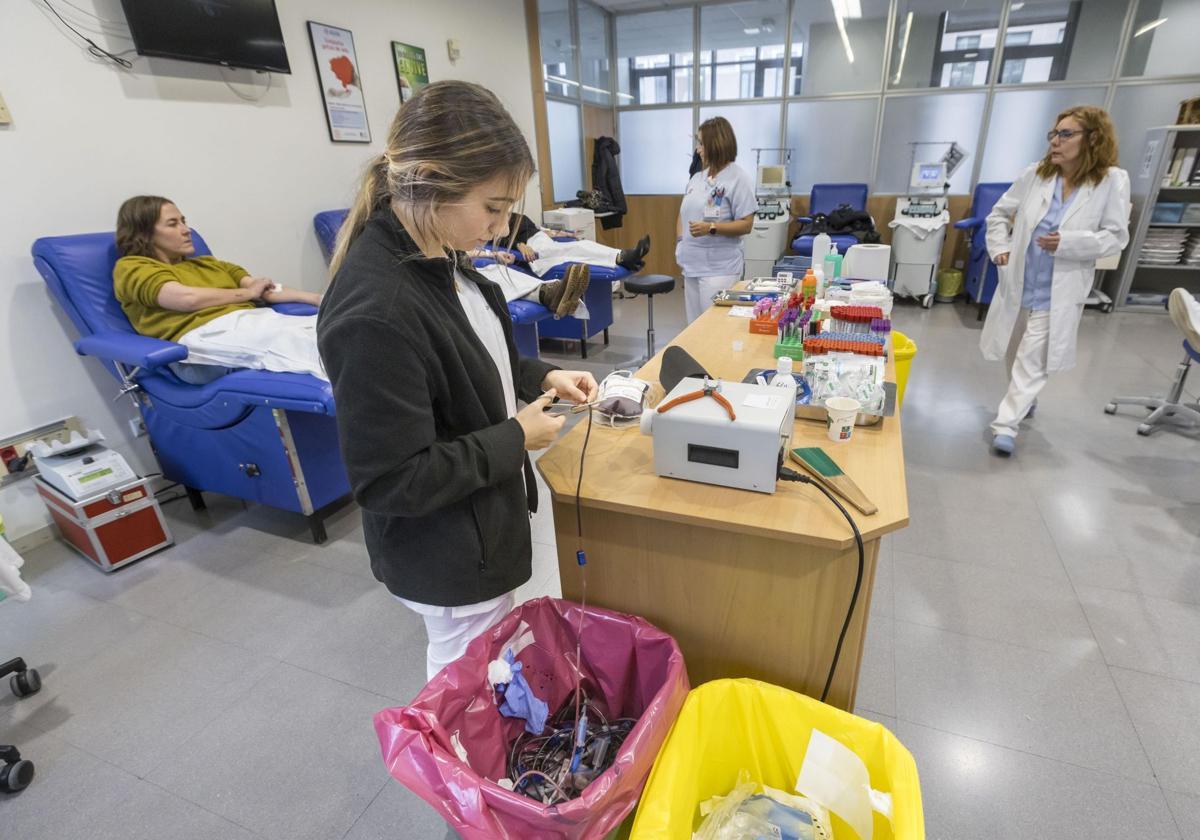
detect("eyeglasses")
[1047,129,1088,142]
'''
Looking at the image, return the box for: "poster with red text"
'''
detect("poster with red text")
[307,21,371,143]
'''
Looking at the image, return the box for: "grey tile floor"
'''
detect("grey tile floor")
[2,289,1198,839]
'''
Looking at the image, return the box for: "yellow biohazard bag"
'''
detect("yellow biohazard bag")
[630,679,923,839]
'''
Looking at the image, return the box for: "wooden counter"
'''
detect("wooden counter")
[536,304,909,710]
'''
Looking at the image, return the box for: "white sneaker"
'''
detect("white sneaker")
[1168,287,1200,349]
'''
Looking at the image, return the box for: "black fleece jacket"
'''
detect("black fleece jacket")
[316,209,557,606]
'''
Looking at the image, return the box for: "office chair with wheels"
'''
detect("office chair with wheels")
[1,657,41,793]
[1105,288,1200,435]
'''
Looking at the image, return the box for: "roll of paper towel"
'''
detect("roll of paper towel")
[842,243,891,281]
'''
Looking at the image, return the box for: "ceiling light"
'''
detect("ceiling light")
[892,11,913,84]
[1134,17,1167,37]
[830,0,855,63]
[1010,1,1025,9]
[545,74,580,88]
[743,26,761,34]
[831,0,862,19]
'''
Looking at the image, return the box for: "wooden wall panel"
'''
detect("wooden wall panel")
[596,195,683,277]
[788,193,975,271]
[603,192,972,280]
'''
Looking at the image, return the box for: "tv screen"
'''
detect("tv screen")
[120,0,291,74]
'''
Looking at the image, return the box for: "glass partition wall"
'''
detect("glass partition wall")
[539,0,1200,196]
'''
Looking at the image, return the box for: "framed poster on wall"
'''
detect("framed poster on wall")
[391,41,429,103]
[307,21,371,143]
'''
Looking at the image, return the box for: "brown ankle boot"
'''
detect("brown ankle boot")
[539,264,590,318]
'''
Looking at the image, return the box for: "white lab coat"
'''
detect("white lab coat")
[981,164,1130,372]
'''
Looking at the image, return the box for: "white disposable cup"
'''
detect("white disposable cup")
[731,340,744,352]
[825,396,861,443]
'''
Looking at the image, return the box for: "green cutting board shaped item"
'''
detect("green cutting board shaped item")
[789,447,878,515]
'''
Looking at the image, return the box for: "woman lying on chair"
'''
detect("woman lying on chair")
[112,196,326,383]
[465,211,592,319]
[471,213,650,277]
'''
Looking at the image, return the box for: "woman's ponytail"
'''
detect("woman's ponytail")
[330,155,389,276]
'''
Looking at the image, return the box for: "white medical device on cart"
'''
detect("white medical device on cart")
[890,142,964,307]
[543,207,596,241]
[743,148,794,281]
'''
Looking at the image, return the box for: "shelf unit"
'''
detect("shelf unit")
[1107,125,1200,312]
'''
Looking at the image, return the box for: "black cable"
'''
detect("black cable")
[778,466,865,704]
[575,406,593,544]
[41,0,134,68]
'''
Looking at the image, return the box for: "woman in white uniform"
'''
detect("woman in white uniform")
[675,116,757,323]
[982,105,1130,455]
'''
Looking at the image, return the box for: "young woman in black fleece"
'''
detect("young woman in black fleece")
[317,81,598,681]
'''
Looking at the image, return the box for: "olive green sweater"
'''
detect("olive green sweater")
[113,255,253,342]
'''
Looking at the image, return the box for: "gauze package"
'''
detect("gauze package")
[803,353,886,413]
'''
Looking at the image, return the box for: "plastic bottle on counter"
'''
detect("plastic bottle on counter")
[771,356,799,437]
[801,269,817,300]
[812,233,832,267]
[823,252,843,281]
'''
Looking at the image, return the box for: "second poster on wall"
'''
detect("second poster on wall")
[392,42,429,103]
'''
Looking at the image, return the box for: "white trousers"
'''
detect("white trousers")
[684,274,740,324]
[177,308,327,380]
[474,263,591,320]
[991,308,1050,438]
[410,593,516,682]
[527,231,619,277]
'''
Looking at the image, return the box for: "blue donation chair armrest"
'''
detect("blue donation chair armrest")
[75,331,188,370]
[271,302,318,316]
[953,216,984,230]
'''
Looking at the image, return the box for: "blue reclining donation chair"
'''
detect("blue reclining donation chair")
[792,183,870,257]
[314,209,623,359]
[314,209,548,358]
[32,231,350,543]
[953,181,1011,319]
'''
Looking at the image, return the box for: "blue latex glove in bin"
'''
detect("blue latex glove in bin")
[494,649,549,735]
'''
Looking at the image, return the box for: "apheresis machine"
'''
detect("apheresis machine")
[889,142,964,307]
[743,148,794,281]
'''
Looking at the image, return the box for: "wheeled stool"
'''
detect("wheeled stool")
[1,656,42,793]
[622,274,676,366]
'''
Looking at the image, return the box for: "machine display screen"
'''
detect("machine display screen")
[78,467,114,484]
[919,165,941,181]
[688,444,740,469]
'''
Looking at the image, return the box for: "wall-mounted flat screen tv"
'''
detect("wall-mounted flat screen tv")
[119,0,291,73]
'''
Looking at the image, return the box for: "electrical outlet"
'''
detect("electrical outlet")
[953,259,964,269]
[0,90,11,125]
[128,417,147,438]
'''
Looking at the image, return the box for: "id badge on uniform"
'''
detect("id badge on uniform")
[703,183,725,221]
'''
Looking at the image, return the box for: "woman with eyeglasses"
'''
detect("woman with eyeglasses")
[981,105,1130,456]
[676,116,758,323]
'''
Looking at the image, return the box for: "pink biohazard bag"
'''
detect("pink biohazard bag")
[374,597,689,839]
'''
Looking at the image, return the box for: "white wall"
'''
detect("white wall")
[0,0,540,540]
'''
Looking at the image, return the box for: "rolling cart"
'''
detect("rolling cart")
[1,527,41,794]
